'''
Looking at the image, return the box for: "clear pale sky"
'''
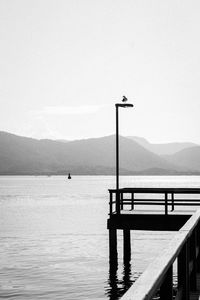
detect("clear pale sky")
[0,0,200,143]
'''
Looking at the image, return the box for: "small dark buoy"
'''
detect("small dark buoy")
[68,173,71,179]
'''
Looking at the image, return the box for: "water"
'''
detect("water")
[0,175,200,299]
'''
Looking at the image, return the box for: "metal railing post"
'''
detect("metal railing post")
[121,192,123,210]
[165,193,168,215]
[171,192,174,211]
[116,191,121,214]
[109,192,113,215]
[131,193,134,210]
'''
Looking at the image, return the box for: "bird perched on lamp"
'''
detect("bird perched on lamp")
[122,95,128,102]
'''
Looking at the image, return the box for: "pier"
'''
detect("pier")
[107,187,200,299]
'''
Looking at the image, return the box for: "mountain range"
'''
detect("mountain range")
[0,131,199,175]
[127,136,197,155]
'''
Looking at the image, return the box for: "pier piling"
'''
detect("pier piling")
[109,229,118,264]
[123,229,131,264]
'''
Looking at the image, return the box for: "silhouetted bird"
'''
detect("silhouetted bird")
[122,96,128,102]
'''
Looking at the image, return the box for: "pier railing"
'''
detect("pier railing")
[109,188,200,215]
[120,209,200,300]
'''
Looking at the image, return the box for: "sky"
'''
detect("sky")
[0,0,200,143]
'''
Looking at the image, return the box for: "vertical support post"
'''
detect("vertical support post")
[123,229,131,264]
[121,192,123,210]
[160,266,173,300]
[190,230,197,291]
[109,192,113,215]
[178,242,189,300]
[165,193,168,215]
[109,229,118,265]
[116,191,121,214]
[116,105,119,191]
[171,193,174,211]
[131,193,134,210]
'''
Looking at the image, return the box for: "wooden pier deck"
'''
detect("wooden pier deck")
[107,187,200,300]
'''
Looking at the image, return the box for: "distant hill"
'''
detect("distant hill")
[163,146,200,173]
[56,139,69,143]
[127,136,197,155]
[0,131,187,175]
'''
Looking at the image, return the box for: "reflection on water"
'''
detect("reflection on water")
[105,247,134,300]
[106,260,134,300]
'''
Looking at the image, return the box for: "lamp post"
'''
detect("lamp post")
[115,103,133,190]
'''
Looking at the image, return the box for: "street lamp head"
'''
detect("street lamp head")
[122,103,134,108]
[115,103,134,108]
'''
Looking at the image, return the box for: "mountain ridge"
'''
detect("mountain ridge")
[0,131,199,175]
[127,136,198,155]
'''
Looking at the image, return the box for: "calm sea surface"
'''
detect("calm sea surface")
[0,175,200,299]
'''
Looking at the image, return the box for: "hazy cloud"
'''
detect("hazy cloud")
[40,105,108,116]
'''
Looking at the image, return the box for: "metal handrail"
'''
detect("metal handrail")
[109,188,200,215]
